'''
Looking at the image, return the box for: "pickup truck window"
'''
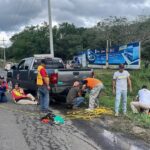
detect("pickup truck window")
[24,58,33,70]
[18,60,25,70]
[33,58,64,69]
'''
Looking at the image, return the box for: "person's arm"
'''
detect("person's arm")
[40,69,50,90]
[11,91,17,102]
[82,84,86,91]
[78,89,82,97]
[112,79,116,95]
[127,76,132,93]
[112,73,116,95]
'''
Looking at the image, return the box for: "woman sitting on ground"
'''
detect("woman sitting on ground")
[11,83,38,105]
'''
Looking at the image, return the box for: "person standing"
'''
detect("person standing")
[37,59,50,113]
[112,64,132,116]
[82,77,104,111]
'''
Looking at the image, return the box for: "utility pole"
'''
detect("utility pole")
[0,38,6,65]
[106,40,109,68]
[48,0,54,57]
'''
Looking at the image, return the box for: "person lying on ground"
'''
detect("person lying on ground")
[81,77,104,111]
[66,81,85,109]
[130,85,150,114]
[11,83,38,105]
[0,76,8,103]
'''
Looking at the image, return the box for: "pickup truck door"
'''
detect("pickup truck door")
[9,60,25,85]
[18,58,33,90]
[16,60,26,86]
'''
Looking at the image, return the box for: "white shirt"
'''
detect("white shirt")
[138,89,150,105]
[113,70,130,91]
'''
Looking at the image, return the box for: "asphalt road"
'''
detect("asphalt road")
[0,102,150,150]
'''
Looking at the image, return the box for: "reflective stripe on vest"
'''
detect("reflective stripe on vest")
[36,65,48,86]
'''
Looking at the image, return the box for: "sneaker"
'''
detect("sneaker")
[85,108,94,112]
[115,112,119,117]
[41,109,52,114]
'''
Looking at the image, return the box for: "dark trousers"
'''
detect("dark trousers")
[0,92,7,103]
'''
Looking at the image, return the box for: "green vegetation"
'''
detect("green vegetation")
[4,16,150,61]
[95,65,150,128]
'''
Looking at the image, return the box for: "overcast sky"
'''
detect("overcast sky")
[0,0,150,45]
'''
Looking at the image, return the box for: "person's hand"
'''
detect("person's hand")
[47,85,50,90]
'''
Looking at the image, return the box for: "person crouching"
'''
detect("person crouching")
[66,81,85,109]
[82,77,104,111]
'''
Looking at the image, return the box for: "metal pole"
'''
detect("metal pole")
[48,0,54,57]
[106,40,109,68]
[2,38,6,64]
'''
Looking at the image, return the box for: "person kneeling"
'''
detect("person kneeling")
[66,81,85,109]
[11,83,37,105]
[130,85,150,114]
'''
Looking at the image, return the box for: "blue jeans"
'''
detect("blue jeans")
[115,89,127,113]
[38,86,50,111]
[73,97,84,107]
[0,92,7,103]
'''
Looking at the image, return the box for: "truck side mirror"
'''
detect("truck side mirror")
[11,65,17,70]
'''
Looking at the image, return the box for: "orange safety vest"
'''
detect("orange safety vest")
[36,65,49,86]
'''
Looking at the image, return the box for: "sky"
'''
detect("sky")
[0,0,150,46]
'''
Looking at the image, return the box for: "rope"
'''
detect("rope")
[66,107,113,120]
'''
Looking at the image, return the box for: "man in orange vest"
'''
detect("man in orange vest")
[82,77,104,111]
[37,59,50,113]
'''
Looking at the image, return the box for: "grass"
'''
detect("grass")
[94,64,150,129]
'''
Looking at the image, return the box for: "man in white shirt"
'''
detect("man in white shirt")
[112,64,132,116]
[130,85,150,114]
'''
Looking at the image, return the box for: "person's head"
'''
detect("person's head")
[73,81,80,87]
[119,64,125,72]
[41,59,46,67]
[14,83,20,89]
[142,85,147,89]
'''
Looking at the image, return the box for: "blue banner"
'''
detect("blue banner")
[108,42,140,65]
[76,42,140,69]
